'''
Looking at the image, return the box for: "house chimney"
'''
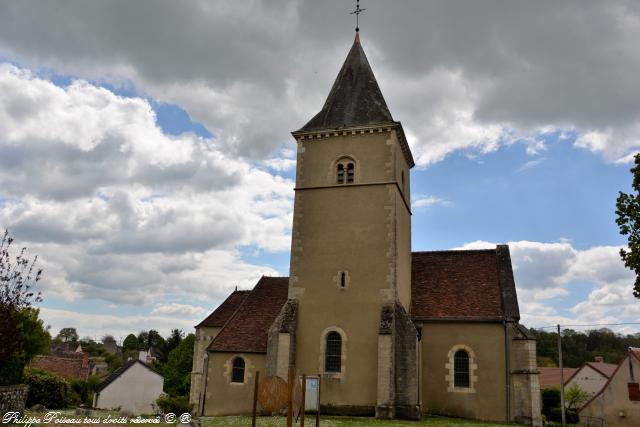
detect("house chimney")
[595,356,604,363]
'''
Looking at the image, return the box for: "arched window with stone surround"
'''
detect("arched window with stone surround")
[325,331,342,372]
[454,350,470,387]
[446,344,477,393]
[335,158,355,184]
[231,357,245,383]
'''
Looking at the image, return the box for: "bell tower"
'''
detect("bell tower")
[267,32,420,419]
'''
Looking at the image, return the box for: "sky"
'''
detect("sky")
[0,0,639,342]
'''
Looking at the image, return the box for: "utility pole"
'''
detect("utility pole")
[557,324,566,427]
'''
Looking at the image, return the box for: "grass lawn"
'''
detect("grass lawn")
[200,415,509,427]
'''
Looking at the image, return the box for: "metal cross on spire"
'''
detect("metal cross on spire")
[350,0,366,32]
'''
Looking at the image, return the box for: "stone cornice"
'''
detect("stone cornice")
[291,121,415,169]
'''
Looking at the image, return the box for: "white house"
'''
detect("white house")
[93,360,164,414]
[565,356,618,396]
[580,349,640,427]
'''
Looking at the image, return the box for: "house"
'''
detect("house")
[565,356,618,396]
[189,30,541,425]
[93,359,164,414]
[538,367,578,391]
[138,346,162,364]
[579,348,640,427]
[89,356,109,377]
[30,352,90,379]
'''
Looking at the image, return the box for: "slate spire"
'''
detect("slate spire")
[298,33,394,132]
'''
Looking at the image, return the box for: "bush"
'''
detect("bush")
[548,408,579,425]
[69,375,101,406]
[155,395,191,415]
[24,368,76,409]
[541,387,561,418]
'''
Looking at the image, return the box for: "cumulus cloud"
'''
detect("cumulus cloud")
[151,303,207,317]
[411,195,450,209]
[0,64,292,307]
[458,240,637,331]
[1,1,639,165]
[41,307,203,342]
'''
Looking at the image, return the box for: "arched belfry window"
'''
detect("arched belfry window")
[336,158,355,184]
[454,350,470,388]
[346,163,354,183]
[231,357,245,383]
[325,332,342,372]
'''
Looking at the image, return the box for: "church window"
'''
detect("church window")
[335,158,355,184]
[446,344,477,393]
[337,164,345,184]
[325,332,342,372]
[454,350,470,387]
[231,357,245,383]
[346,163,354,183]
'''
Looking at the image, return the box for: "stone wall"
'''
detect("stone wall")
[0,384,29,417]
[393,303,420,420]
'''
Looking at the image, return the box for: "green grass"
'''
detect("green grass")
[200,415,509,427]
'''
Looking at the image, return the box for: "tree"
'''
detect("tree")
[0,230,46,385]
[615,152,640,299]
[163,334,194,396]
[123,333,140,351]
[56,327,79,343]
[565,383,591,410]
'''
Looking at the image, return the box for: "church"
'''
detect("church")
[189,30,542,425]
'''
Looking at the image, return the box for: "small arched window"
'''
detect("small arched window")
[336,164,345,184]
[454,350,470,388]
[325,332,342,372]
[231,357,245,383]
[346,163,354,183]
[336,159,355,184]
[340,272,346,288]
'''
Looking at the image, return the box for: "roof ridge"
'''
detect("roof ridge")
[412,248,497,254]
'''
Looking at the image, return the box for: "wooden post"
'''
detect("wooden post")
[287,366,294,427]
[558,324,566,427]
[300,374,306,427]
[251,370,260,427]
[316,373,321,427]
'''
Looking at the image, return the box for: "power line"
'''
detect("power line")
[536,322,640,330]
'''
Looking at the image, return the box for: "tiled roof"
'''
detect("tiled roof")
[196,290,250,328]
[585,361,618,378]
[411,246,520,321]
[30,354,89,379]
[297,33,393,133]
[208,276,289,353]
[95,359,162,393]
[579,348,640,413]
[538,367,578,390]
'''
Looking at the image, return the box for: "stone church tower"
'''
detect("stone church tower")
[265,32,420,418]
[191,29,542,426]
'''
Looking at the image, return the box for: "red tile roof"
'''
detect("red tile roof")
[585,361,618,378]
[411,246,520,321]
[538,367,578,390]
[196,290,250,328]
[207,246,522,353]
[30,354,90,379]
[208,276,289,353]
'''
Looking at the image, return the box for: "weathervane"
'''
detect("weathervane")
[350,0,366,32]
